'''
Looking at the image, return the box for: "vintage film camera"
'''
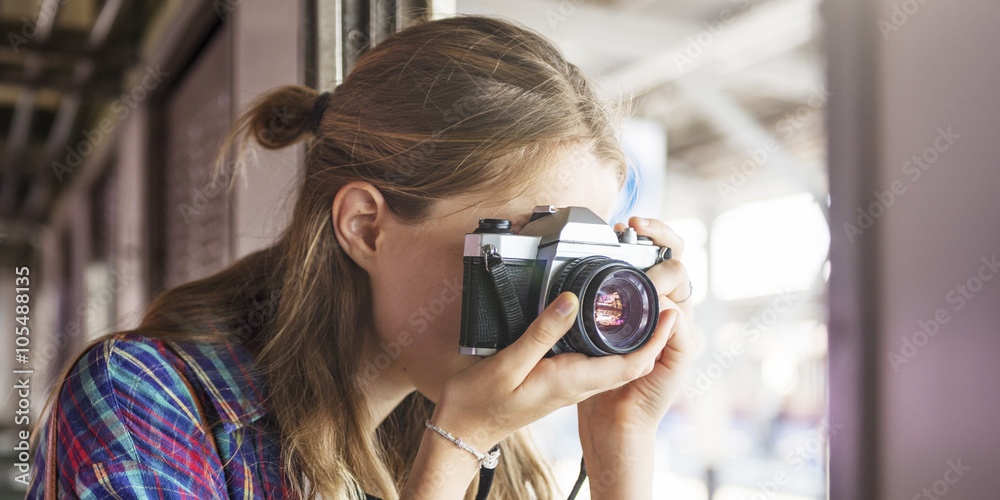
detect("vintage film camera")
[460,205,671,357]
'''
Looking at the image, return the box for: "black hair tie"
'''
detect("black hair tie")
[310,91,332,134]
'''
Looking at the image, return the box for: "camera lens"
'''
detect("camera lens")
[549,257,659,356]
[474,218,514,234]
[592,270,653,348]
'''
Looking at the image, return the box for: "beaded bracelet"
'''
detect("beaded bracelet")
[425,420,501,470]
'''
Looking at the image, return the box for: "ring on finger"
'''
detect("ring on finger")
[674,281,694,303]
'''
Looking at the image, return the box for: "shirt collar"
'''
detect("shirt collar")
[163,337,270,433]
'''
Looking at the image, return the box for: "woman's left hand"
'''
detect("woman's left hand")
[576,216,698,497]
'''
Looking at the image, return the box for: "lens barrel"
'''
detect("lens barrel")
[548,256,659,356]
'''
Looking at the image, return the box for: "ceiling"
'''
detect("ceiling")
[457,0,827,198]
[0,0,161,239]
[0,0,826,259]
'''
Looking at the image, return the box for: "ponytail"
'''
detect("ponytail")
[211,85,328,190]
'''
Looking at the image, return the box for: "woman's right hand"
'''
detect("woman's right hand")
[401,291,670,499]
[430,290,671,456]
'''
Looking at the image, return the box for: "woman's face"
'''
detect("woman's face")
[364,151,621,403]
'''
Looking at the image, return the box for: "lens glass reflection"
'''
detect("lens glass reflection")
[591,269,652,351]
[595,286,628,329]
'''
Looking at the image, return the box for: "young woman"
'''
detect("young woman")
[26,15,696,500]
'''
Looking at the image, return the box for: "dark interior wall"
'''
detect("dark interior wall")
[875,0,1000,498]
[829,0,1000,498]
[160,24,232,290]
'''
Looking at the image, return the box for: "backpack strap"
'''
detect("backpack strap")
[44,393,58,500]
[45,342,93,500]
[44,336,220,498]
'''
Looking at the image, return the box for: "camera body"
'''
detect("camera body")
[460,205,671,357]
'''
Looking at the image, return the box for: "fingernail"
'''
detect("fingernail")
[555,293,577,317]
[636,217,649,227]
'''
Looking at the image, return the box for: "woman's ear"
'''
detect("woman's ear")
[331,182,388,271]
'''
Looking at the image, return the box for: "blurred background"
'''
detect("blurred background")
[458,1,829,499]
[0,1,998,499]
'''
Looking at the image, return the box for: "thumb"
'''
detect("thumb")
[492,292,579,381]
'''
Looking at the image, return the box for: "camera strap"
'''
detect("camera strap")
[481,245,528,340]
[479,245,589,500]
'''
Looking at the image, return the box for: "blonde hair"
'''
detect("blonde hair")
[34,15,628,500]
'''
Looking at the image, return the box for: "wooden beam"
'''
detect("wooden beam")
[1,0,63,172]
[0,21,91,57]
[0,65,123,97]
[19,0,127,220]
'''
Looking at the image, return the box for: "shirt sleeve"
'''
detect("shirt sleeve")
[24,336,228,499]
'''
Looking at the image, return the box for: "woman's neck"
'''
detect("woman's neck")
[359,342,417,435]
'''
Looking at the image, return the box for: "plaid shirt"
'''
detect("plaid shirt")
[25,332,295,499]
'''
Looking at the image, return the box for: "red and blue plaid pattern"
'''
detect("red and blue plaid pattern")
[25,332,294,499]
